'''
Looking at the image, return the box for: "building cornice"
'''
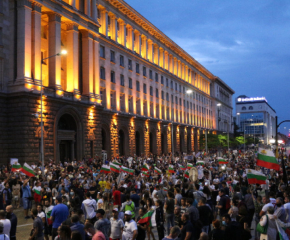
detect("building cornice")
[213,77,235,94]
[105,0,215,81]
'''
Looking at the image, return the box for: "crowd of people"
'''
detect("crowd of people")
[0,148,290,240]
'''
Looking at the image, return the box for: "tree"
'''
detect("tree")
[199,133,220,149]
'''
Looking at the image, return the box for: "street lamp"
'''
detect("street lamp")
[40,49,67,177]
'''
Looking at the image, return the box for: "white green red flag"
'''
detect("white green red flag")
[246,169,266,185]
[187,163,193,169]
[110,163,120,173]
[142,171,149,177]
[257,148,280,171]
[184,170,189,179]
[218,157,228,165]
[121,166,134,175]
[33,187,41,196]
[141,163,149,172]
[154,167,162,175]
[196,161,205,166]
[12,163,22,172]
[179,164,186,171]
[168,165,175,173]
[275,220,288,240]
[21,163,35,177]
[113,161,122,166]
[138,210,154,226]
[45,205,54,225]
[100,165,111,174]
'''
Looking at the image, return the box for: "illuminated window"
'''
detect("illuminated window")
[100,45,105,58]
[111,71,115,83]
[128,59,132,70]
[136,63,140,73]
[129,78,132,89]
[120,74,124,86]
[110,50,115,62]
[136,81,140,92]
[143,84,147,94]
[120,55,124,67]
[100,67,106,80]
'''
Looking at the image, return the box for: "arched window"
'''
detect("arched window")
[249,106,253,110]
[242,107,246,110]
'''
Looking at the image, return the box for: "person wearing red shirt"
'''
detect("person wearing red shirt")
[112,186,121,207]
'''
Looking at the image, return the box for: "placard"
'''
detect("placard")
[10,158,18,165]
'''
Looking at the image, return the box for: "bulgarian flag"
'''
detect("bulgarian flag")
[168,165,175,173]
[46,205,54,225]
[179,164,186,171]
[110,163,120,173]
[113,161,122,167]
[141,163,149,172]
[196,161,205,166]
[257,148,280,171]
[154,167,162,175]
[33,187,41,196]
[164,187,168,192]
[21,163,35,177]
[138,210,154,226]
[121,166,134,175]
[275,220,288,240]
[218,157,228,165]
[142,171,149,177]
[100,165,111,174]
[184,170,189,179]
[246,169,267,185]
[187,163,193,169]
[12,163,22,172]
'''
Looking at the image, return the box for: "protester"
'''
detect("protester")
[122,211,137,240]
[162,226,180,240]
[0,211,10,238]
[5,206,17,240]
[259,206,277,240]
[94,209,110,240]
[30,208,44,240]
[70,214,85,240]
[110,208,124,240]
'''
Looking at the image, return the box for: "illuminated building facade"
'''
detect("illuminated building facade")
[235,95,276,144]
[0,0,234,163]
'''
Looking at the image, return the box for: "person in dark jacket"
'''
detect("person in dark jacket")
[6,205,17,240]
[155,200,164,240]
[208,219,224,240]
[70,214,85,240]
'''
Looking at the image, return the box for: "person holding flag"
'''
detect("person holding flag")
[32,181,42,207]
[22,177,32,219]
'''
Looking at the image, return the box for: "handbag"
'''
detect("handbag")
[256,214,268,234]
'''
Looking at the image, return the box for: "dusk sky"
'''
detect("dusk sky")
[125,0,290,136]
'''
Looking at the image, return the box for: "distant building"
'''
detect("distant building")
[211,77,235,134]
[235,95,276,144]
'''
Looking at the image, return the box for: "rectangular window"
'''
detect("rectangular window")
[100,45,105,58]
[161,91,164,100]
[155,73,158,82]
[150,86,153,96]
[179,85,181,92]
[149,70,153,80]
[136,81,140,92]
[136,63,140,73]
[161,76,164,85]
[143,84,147,94]
[179,98,182,106]
[166,78,169,87]
[183,87,185,94]
[171,95,174,103]
[120,74,125,86]
[166,93,169,101]
[143,66,146,77]
[175,83,177,91]
[175,96,178,104]
[111,71,115,83]
[156,89,159,98]
[100,67,106,80]
[171,81,173,89]
[129,78,133,89]
[128,59,132,70]
[110,50,115,62]
[120,55,124,67]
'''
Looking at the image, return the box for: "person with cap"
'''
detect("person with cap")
[94,209,111,240]
[110,208,124,240]
[81,192,97,223]
[122,210,138,240]
[50,195,69,240]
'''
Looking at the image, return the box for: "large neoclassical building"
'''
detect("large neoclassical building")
[0,0,234,163]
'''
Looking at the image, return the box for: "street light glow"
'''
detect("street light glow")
[217,103,221,106]
[61,49,67,55]
[186,89,193,94]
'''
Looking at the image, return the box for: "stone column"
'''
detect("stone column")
[141,35,147,59]
[66,23,79,92]
[100,10,108,36]
[174,58,177,76]
[185,65,188,82]
[16,0,32,82]
[48,13,62,88]
[164,51,168,70]
[70,0,76,9]
[178,61,181,78]
[85,0,91,17]
[134,31,141,54]
[92,0,97,20]
[93,35,100,101]
[169,55,173,73]
[126,26,134,51]
[119,21,126,47]
[81,30,94,96]
[147,39,153,62]
[159,47,164,68]
[154,44,159,65]
[31,3,42,81]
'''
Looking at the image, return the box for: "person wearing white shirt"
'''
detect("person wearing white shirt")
[81,192,97,222]
[110,208,124,240]
[260,196,274,217]
[0,211,11,238]
[122,211,137,240]
[0,222,9,240]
